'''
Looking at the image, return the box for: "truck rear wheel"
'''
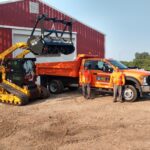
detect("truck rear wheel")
[40,86,50,99]
[48,80,64,94]
[123,85,138,102]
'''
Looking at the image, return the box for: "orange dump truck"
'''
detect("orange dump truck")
[36,54,150,102]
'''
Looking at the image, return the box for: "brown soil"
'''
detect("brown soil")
[0,91,150,150]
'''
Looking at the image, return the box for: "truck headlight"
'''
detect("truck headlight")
[143,77,148,86]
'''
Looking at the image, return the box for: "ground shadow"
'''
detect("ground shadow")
[29,89,82,105]
[29,89,150,105]
[135,95,150,103]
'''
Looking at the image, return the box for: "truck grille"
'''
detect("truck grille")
[146,76,150,85]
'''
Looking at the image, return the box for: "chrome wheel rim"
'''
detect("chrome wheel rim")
[124,88,134,101]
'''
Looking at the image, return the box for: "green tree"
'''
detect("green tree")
[135,52,149,59]
[121,52,150,71]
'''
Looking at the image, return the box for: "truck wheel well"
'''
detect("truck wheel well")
[126,79,140,91]
[126,80,136,86]
[125,77,142,97]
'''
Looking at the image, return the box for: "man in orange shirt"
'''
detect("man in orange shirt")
[110,67,125,102]
[80,65,92,99]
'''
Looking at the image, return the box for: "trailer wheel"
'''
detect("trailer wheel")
[48,80,64,94]
[123,85,138,102]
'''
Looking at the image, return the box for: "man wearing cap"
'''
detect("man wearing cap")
[110,67,125,102]
[80,65,92,99]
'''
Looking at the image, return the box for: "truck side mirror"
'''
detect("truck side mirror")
[109,68,113,73]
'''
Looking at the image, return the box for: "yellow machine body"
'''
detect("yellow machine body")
[0,42,49,105]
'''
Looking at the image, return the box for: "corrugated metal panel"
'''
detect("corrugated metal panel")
[0,0,105,58]
[0,28,12,53]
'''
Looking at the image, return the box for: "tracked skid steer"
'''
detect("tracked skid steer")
[0,14,75,105]
[0,43,50,105]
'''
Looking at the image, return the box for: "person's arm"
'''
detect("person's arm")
[122,74,125,85]
[88,70,92,84]
[109,74,114,86]
[79,71,83,84]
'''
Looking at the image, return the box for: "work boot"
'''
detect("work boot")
[113,99,117,103]
[86,95,93,100]
[88,95,92,100]
[83,94,86,98]
[86,96,90,100]
[83,95,88,100]
[119,99,124,103]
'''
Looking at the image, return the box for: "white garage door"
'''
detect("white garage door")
[12,29,77,63]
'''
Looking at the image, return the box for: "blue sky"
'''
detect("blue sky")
[44,0,150,61]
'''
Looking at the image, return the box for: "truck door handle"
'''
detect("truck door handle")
[93,73,97,75]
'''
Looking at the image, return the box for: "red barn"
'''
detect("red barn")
[0,0,105,62]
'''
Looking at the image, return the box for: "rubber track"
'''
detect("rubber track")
[0,83,29,105]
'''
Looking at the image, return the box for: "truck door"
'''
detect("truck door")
[84,60,113,88]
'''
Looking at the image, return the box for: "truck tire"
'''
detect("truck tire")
[123,85,138,102]
[48,80,64,94]
[40,86,50,99]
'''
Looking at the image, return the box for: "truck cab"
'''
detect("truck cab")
[80,58,150,101]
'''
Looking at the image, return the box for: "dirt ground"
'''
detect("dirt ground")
[0,91,150,150]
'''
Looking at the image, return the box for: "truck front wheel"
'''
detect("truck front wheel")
[48,80,64,94]
[123,85,138,102]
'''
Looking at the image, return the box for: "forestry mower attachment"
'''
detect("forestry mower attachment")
[27,14,75,56]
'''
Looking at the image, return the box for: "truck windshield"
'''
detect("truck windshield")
[109,60,128,70]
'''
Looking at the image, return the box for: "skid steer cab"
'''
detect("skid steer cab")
[81,58,150,102]
[5,58,36,87]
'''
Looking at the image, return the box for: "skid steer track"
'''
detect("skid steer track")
[0,83,29,105]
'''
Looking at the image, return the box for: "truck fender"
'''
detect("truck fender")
[125,76,142,97]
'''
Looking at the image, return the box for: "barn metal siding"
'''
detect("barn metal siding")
[0,28,12,53]
[0,0,105,58]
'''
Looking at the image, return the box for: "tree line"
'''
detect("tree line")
[121,52,150,71]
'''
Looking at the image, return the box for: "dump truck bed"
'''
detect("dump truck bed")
[36,60,81,77]
[36,55,98,78]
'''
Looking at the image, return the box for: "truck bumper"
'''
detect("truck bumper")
[141,86,150,93]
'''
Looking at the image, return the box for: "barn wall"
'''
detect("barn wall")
[0,28,12,53]
[0,0,105,58]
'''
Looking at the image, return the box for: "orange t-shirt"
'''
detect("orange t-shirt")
[110,72,125,86]
[80,70,92,84]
